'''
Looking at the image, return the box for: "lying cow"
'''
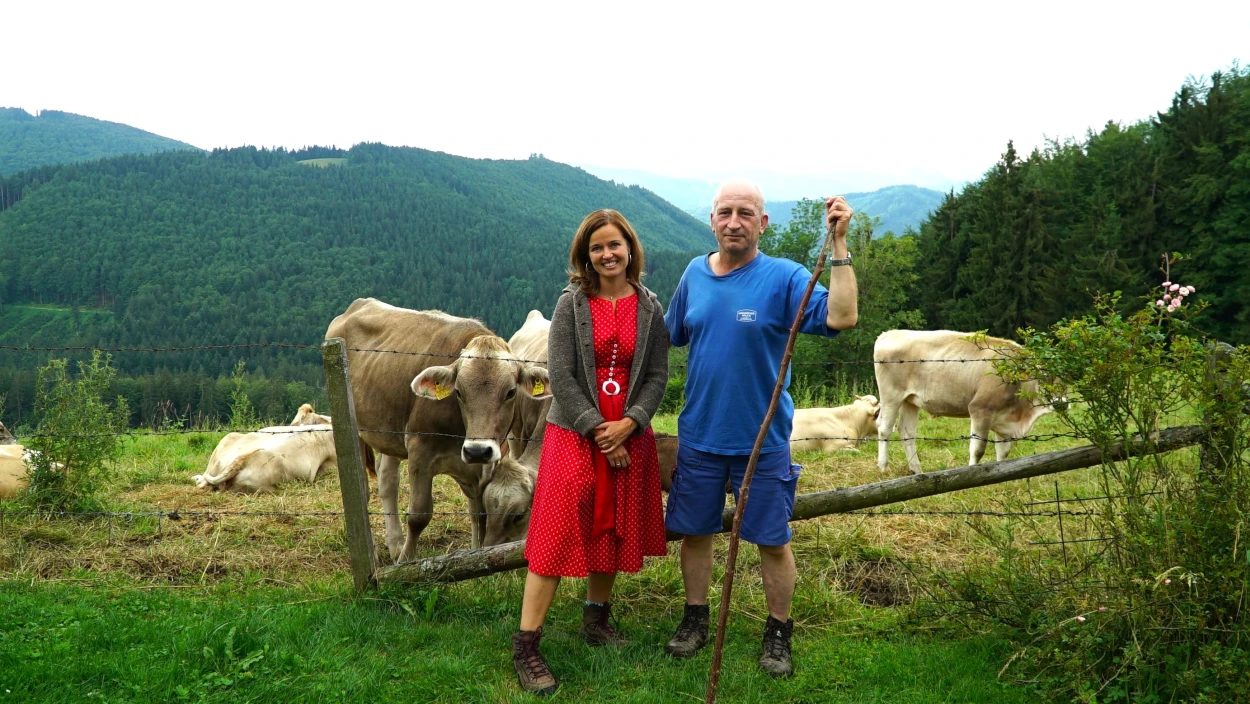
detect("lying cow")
[0,444,30,498]
[790,395,881,453]
[874,329,1063,474]
[326,298,550,562]
[193,425,337,493]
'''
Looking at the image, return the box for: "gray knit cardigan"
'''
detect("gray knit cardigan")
[545,283,671,437]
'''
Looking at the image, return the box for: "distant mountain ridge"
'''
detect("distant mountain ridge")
[0,107,200,176]
[764,185,947,235]
[578,164,945,236]
[681,185,946,236]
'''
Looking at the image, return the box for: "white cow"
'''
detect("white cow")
[289,403,331,426]
[874,330,1063,474]
[193,404,336,493]
[0,444,30,498]
[193,426,337,493]
[790,395,881,453]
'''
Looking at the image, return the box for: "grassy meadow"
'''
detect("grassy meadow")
[0,409,1160,702]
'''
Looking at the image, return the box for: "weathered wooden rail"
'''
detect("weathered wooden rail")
[374,424,1204,585]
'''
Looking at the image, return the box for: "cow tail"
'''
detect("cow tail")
[361,440,377,479]
[194,450,259,490]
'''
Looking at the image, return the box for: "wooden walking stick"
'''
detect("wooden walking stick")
[704,213,841,704]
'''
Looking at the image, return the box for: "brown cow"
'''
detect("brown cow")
[0,420,15,445]
[874,330,1063,474]
[326,298,550,562]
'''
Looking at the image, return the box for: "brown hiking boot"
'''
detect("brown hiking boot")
[759,615,794,678]
[511,628,558,696]
[664,604,710,659]
[580,602,628,646]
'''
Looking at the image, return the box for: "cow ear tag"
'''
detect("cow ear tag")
[532,379,545,395]
[434,384,452,400]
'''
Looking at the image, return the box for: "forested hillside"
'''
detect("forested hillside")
[0,144,710,426]
[912,66,1250,345]
[0,108,199,176]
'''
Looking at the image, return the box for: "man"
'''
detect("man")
[663,181,857,677]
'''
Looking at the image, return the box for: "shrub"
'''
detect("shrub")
[23,352,130,512]
[935,266,1250,702]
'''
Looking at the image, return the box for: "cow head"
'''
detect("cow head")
[290,403,332,426]
[411,335,552,464]
[480,453,537,546]
[853,394,882,438]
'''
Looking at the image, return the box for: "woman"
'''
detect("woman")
[511,209,670,696]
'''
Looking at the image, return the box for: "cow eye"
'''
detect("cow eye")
[506,387,516,399]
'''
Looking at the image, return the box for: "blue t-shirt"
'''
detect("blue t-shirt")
[665,252,840,455]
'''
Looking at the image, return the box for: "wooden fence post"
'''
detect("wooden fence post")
[322,337,379,592]
[1200,342,1238,484]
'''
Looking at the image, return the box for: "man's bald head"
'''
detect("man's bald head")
[712,181,765,214]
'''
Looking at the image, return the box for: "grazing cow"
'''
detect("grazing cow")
[325,298,551,562]
[0,444,30,498]
[193,425,337,493]
[790,395,881,453]
[481,421,543,546]
[874,330,1063,474]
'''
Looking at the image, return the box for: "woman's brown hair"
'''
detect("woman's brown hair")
[567,209,646,295]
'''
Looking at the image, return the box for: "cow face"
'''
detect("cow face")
[481,456,535,546]
[412,336,552,464]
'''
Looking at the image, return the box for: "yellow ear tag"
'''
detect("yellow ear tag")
[434,384,452,400]
[532,379,545,395]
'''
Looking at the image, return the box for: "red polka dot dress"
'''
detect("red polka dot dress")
[525,293,668,577]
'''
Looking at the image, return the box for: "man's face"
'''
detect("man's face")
[711,185,768,258]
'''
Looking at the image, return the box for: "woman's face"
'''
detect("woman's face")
[588,224,630,284]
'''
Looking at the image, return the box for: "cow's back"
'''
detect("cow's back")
[326,298,492,457]
[874,330,1019,417]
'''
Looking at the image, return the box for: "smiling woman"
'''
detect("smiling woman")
[510,208,671,695]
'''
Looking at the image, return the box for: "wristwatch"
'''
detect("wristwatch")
[829,251,853,267]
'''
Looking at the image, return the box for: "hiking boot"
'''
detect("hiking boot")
[511,628,558,696]
[580,602,629,646]
[665,604,710,658]
[759,615,794,678]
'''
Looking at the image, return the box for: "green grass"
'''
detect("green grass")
[0,577,1030,703]
[296,158,348,168]
[0,407,1151,702]
[0,304,112,347]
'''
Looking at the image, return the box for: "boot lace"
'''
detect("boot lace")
[517,640,552,680]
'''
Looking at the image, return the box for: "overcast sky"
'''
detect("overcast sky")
[6,0,1247,195]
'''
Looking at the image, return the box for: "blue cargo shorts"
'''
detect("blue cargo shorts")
[664,444,801,547]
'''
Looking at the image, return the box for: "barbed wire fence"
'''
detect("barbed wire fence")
[0,338,1182,590]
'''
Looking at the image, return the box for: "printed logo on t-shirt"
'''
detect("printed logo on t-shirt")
[736,309,757,323]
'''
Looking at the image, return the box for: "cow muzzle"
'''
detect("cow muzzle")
[462,441,501,464]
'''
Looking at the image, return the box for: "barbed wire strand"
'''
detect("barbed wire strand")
[0,342,1058,367]
[10,426,1086,444]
